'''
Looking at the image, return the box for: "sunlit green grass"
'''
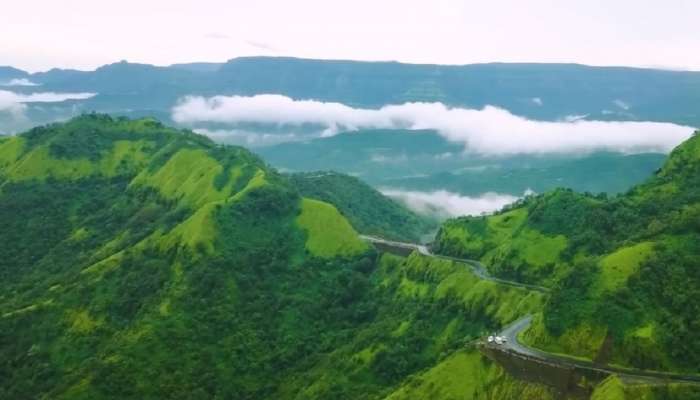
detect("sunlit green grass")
[296,198,368,258]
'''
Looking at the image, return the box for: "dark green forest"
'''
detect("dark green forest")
[434,131,700,373]
[290,171,436,242]
[3,115,700,399]
[0,115,543,399]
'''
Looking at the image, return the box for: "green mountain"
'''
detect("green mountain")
[6,58,692,209]
[0,115,563,399]
[433,130,700,374]
[290,171,437,242]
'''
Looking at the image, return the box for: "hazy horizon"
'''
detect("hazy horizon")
[6,55,700,75]
[3,0,700,73]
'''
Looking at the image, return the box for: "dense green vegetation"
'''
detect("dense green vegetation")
[434,130,700,373]
[0,115,555,399]
[8,58,685,204]
[291,171,436,241]
[591,376,700,400]
[6,114,699,398]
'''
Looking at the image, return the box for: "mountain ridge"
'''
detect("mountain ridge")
[5,56,698,126]
[0,114,564,399]
[433,130,700,374]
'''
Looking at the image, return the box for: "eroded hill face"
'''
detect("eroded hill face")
[0,115,555,399]
[433,131,700,373]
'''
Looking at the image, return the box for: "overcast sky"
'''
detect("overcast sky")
[2,0,699,72]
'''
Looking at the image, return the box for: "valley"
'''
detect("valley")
[4,3,700,398]
[3,58,697,221]
[1,115,699,399]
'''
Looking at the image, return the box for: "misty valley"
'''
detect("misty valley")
[2,15,700,399]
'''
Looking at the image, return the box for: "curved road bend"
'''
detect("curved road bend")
[497,316,700,385]
[362,235,700,384]
[359,235,549,293]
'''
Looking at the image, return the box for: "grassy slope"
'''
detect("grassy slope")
[296,198,368,258]
[0,116,373,399]
[591,376,700,400]
[272,252,545,399]
[596,242,654,294]
[0,115,552,399]
[435,207,568,285]
[290,171,436,242]
[433,131,700,374]
[385,350,558,400]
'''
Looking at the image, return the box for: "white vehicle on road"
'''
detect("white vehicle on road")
[488,335,507,345]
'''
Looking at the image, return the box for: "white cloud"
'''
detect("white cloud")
[381,188,520,219]
[172,94,694,155]
[0,90,97,119]
[17,92,96,103]
[1,78,40,87]
[563,114,588,122]
[531,97,543,106]
[0,92,27,118]
[614,99,630,110]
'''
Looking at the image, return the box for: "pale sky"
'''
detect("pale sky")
[2,0,699,73]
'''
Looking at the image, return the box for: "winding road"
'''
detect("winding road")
[496,315,700,385]
[361,235,700,385]
[359,235,549,293]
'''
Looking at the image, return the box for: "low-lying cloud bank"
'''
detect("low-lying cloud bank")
[382,188,521,219]
[0,90,96,118]
[1,78,40,87]
[171,94,694,155]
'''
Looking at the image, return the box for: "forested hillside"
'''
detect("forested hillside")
[433,130,700,374]
[0,115,553,399]
[290,171,436,242]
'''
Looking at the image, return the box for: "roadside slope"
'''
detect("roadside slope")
[433,130,700,374]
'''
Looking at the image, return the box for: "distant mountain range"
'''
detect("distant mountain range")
[3,57,700,127]
[2,57,698,212]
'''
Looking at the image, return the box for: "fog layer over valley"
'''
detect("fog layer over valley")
[1,57,695,217]
[5,1,700,397]
[173,94,693,155]
[381,189,523,219]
